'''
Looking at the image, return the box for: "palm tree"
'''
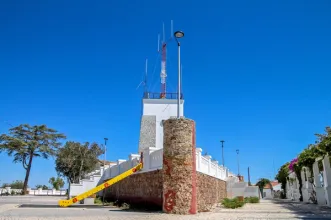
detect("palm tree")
[256,178,272,198]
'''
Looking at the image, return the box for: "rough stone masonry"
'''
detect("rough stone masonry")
[162,118,197,215]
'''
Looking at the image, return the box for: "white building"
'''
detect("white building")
[138,92,184,153]
[262,181,281,199]
[69,92,240,198]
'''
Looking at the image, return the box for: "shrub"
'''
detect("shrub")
[221,197,245,209]
[94,197,103,205]
[11,190,15,196]
[245,196,259,203]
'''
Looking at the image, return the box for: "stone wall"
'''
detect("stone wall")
[138,115,156,153]
[197,172,226,212]
[103,170,163,207]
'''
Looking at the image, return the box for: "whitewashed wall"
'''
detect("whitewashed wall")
[196,148,231,180]
[73,146,237,197]
[98,147,232,184]
[0,187,66,196]
[143,99,184,149]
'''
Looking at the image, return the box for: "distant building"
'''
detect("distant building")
[263,180,281,199]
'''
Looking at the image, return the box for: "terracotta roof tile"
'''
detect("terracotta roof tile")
[264,181,280,189]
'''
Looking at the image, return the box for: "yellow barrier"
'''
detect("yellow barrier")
[59,162,143,207]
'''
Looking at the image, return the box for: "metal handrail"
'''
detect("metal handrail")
[143,92,183,100]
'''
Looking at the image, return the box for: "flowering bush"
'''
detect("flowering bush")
[289,158,298,172]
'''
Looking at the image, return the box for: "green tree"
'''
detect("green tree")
[35,184,48,190]
[1,180,24,189]
[55,141,104,184]
[276,162,289,193]
[49,177,64,190]
[298,145,316,173]
[9,180,24,189]
[256,178,271,198]
[0,124,66,194]
[314,127,331,155]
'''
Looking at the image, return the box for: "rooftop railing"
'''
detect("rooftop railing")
[143,92,183,100]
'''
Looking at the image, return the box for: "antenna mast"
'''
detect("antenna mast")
[144,58,148,94]
[160,22,167,98]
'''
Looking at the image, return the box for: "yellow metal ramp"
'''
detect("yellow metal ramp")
[59,157,143,207]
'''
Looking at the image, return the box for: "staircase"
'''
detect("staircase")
[69,164,112,198]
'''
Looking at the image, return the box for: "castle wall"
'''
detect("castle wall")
[103,170,163,207]
[197,172,226,212]
[102,170,226,213]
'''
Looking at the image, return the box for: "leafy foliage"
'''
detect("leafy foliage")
[255,178,271,198]
[221,197,245,209]
[298,146,316,174]
[289,158,298,172]
[35,184,49,190]
[0,124,65,194]
[55,141,104,183]
[49,177,64,190]
[276,126,331,200]
[1,180,24,189]
[276,162,289,192]
[244,196,260,203]
[314,126,331,155]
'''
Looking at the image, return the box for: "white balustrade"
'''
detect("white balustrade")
[99,147,232,186]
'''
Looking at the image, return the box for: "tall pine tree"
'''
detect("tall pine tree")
[0,124,66,194]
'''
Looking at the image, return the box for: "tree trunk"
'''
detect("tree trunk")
[67,178,71,199]
[260,188,263,198]
[22,154,33,195]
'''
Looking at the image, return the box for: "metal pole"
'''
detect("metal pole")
[177,42,181,119]
[221,140,225,167]
[103,138,108,205]
[236,149,240,176]
[248,167,251,185]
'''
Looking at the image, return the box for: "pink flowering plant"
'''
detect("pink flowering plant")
[289,158,298,172]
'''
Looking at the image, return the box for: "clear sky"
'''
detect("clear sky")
[1,0,331,188]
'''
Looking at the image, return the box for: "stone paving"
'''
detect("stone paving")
[1,197,331,219]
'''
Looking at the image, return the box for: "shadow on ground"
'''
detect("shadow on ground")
[19,204,115,209]
[272,199,331,219]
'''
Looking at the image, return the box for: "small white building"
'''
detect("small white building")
[262,181,281,199]
[138,92,184,153]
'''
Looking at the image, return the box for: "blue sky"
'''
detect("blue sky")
[1,0,331,188]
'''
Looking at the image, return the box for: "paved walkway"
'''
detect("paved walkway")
[1,197,331,219]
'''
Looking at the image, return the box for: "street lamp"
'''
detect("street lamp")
[104,138,108,168]
[220,140,225,167]
[103,138,108,205]
[174,30,184,119]
[236,149,240,176]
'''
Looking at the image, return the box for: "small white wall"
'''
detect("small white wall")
[263,189,273,199]
[71,146,237,197]
[244,186,260,198]
[286,171,301,201]
[0,188,66,196]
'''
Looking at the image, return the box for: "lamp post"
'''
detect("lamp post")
[103,138,108,205]
[104,138,108,168]
[174,30,184,119]
[236,149,240,176]
[220,140,225,167]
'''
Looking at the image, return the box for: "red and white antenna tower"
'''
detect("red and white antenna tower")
[159,21,173,99]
